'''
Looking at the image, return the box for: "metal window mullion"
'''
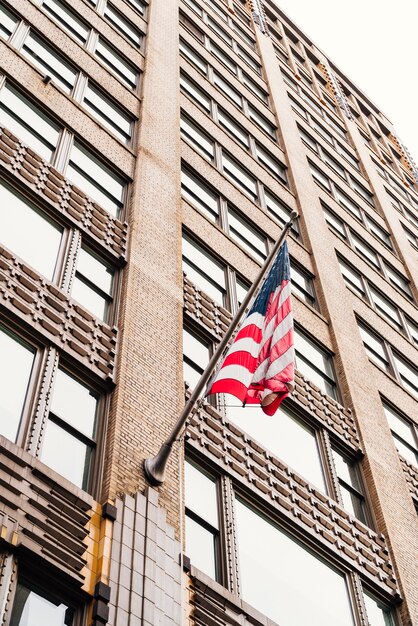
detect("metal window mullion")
[226,267,238,313]
[9,21,29,49]
[218,197,229,231]
[222,476,241,596]
[59,229,81,294]
[52,128,74,174]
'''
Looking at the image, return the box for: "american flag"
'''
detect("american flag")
[206,242,294,416]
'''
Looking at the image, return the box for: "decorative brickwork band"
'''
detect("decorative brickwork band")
[399,456,418,506]
[0,245,117,382]
[319,63,353,120]
[388,134,418,184]
[0,126,128,261]
[248,0,269,35]
[186,403,399,598]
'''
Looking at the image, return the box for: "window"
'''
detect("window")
[127,0,146,14]
[94,37,138,89]
[369,286,403,330]
[392,353,418,398]
[324,208,411,299]
[363,591,395,626]
[255,143,287,184]
[383,403,418,467]
[183,327,210,389]
[104,3,142,47]
[209,41,237,73]
[83,83,133,144]
[242,72,268,102]
[264,189,297,232]
[0,83,60,162]
[290,263,316,307]
[235,498,355,626]
[213,72,243,108]
[10,581,75,626]
[248,104,276,137]
[21,32,77,95]
[221,152,257,200]
[0,180,63,280]
[185,460,220,580]
[66,142,125,217]
[358,324,390,372]
[227,207,267,262]
[217,108,250,148]
[180,115,215,160]
[359,321,418,397]
[182,235,226,306]
[180,39,208,74]
[0,4,18,40]
[71,247,114,321]
[180,73,211,112]
[338,257,365,297]
[179,11,205,42]
[294,327,337,399]
[225,402,327,492]
[41,0,89,43]
[332,448,369,525]
[41,368,99,490]
[0,327,35,444]
[181,168,219,221]
[207,16,232,45]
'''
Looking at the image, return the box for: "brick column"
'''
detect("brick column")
[103,0,183,533]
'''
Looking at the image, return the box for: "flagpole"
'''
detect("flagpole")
[144,210,298,486]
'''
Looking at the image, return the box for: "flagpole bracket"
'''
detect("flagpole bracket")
[143,443,173,487]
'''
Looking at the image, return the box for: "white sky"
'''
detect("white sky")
[272,0,418,163]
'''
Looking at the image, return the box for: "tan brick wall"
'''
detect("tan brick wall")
[102,0,184,532]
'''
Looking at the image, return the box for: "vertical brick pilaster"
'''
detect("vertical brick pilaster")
[103,0,183,533]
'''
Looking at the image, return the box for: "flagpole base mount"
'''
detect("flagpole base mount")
[143,444,173,487]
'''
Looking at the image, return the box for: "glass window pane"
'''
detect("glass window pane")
[22,33,77,94]
[207,16,232,45]
[185,460,218,527]
[351,233,379,267]
[41,420,91,488]
[183,328,209,388]
[0,4,18,40]
[95,37,137,89]
[0,84,60,161]
[384,263,412,297]
[67,142,125,217]
[71,277,107,320]
[226,400,326,491]
[264,189,292,225]
[181,169,218,221]
[10,584,72,626]
[236,277,249,306]
[363,591,395,626]
[180,39,207,74]
[83,83,132,143]
[227,208,267,262]
[335,188,362,220]
[338,258,365,296]
[235,499,355,626]
[255,144,287,183]
[0,328,35,443]
[218,108,250,147]
[213,72,242,108]
[210,42,237,74]
[182,236,226,305]
[180,116,214,160]
[0,180,62,279]
[185,516,216,579]
[77,248,113,295]
[242,72,268,102]
[248,104,276,137]
[310,163,331,191]
[393,354,418,398]
[50,369,98,438]
[369,287,402,329]
[42,0,89,42]
[104,4,141,47]
[180,74,211,112]
[222,153,257,199]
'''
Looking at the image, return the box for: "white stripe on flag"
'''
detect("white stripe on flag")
[212,363,254,386]
[265,346,295,380]
[226,336,262,358]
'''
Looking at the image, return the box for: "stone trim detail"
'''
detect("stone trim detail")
[399,456,418,505]
[0,126,128,261]
[108,489,182,626]
[186,403,399,598]
[0,245,117,382]
[0,437,93,586]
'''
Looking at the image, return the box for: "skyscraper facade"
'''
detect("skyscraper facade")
[0,0,417,624]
